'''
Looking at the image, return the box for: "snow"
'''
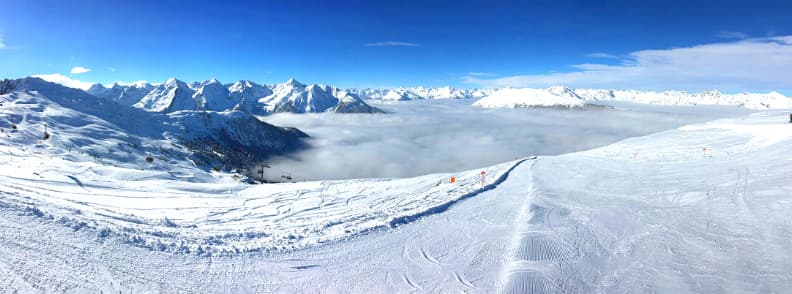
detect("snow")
[32,73,792,110]
[1,77,792,292]
[227,80,273,113]
[477,86,792,109]
[87,82,155,106]
[134,78,197,112]
[1,77,308,172]
[86,77,379,114]
[351,86,493,100]
[260,79,380,113]
[193,79,236,111]
[1,110,791,291]
[473,86,587,108]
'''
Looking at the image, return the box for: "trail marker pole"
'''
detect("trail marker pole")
[480,171,486,188]
[702,147,708,159]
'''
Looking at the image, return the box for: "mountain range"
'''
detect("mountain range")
[88,78,382,114]
[1,77,307,173]
[474,86,792,109]
[40,75,792,110]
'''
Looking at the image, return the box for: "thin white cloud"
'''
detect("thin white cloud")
[0,35,5,49]
[70,66,91,74]
[467,72,497,77]
[716,31,749,39]
[107,67,116,73]
[465,36,792,93]
[584,52,619,59]
[32,73,95,90]
[364,41,420,47]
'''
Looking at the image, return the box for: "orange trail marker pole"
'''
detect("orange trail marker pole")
[480,171,486,188]
[703,147,708,159]
[450,177,456,183]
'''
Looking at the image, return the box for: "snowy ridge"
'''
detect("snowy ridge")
[258,79,379,113]
[473,86,588,108]
[475,86,792,109]
[351,86,493,100]
[46,76,380,114]
[134,78,197,112]
[227,80,273,114]
[87,82,155,106]
[0,77,308,172]
[36,73,792,109]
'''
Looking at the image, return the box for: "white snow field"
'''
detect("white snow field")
[1,97,791,293]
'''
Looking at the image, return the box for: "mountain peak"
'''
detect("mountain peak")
[284,78,305,87]
[164,78,188,88]
[87,83,106,92]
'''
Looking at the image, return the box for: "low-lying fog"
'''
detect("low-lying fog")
[260,100,750,181]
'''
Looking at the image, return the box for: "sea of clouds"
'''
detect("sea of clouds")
[260,99,750,180]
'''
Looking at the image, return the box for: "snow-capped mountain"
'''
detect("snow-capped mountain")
[33,73,792,110]
[574,88,792,109]
[134,78,198,112]
[87,82,156,106]
[1,77,308,171]
[350,87,493,100]
[260,78,381,113]
[473,86,588,108]
[474,86,792,109]
[227,80,273,114]
[192,78,236,112]
[122,78,380,114]
[331,89,385,113]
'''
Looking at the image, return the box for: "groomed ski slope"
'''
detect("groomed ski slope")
[0,111,791,292]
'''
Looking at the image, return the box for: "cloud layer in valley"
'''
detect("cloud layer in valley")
[259,100,749,180]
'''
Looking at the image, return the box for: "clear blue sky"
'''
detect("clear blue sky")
[1,0,791,92]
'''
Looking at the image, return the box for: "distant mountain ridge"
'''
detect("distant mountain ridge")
[43,75,792,110]
[474,86,792,110]
[87,78,381,114]
[2,77,308,172]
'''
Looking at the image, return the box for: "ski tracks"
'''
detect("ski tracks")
[499,159,583,293]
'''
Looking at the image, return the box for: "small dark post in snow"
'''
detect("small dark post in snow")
[789,113,791,123]
[42,123,50,140]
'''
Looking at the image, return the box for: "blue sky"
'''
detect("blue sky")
[0,0,791,92]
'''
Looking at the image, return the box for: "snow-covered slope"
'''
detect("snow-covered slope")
[134,78,198,112]
[473,86,588,108]
[192,78,237,112]
[0,106,790,292]
[1,77,308,172]
[260,79,381,113]
[87,82,155,106]
[227,80,273,114]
